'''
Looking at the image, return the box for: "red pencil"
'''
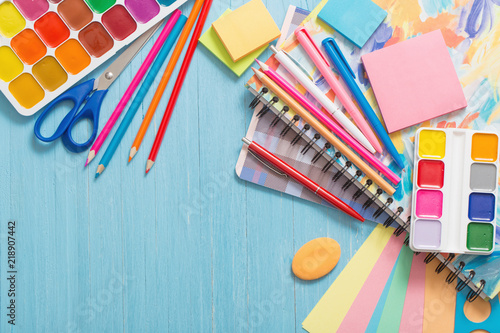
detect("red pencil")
[242,137,365,222]
[146,0,213,173]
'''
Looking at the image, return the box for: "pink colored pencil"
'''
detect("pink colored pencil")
[85,10,182,166]
[256,59,400,185]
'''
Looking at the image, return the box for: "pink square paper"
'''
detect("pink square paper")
[361,30,467,133]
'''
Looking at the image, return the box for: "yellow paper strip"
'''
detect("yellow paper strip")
[302,224,394,333]
[301,0,328,25]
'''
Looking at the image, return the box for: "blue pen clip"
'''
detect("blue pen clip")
[324,37,356,78]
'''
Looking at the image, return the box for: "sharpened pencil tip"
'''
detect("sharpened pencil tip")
[255,59,268,70]
[146,159,154,174]
[129,147,137,163]
[96,164,105,175]
[86,150,96,166]
[251,67,264,80]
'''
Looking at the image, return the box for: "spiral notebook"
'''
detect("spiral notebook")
[235,1,500,301]
[236,90,496,301]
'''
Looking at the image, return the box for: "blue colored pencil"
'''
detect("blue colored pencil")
[96,15,187,177]
[322,37,405,169]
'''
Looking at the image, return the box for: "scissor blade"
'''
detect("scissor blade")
[95,21,163,91]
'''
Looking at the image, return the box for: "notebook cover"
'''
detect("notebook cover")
[361,30,468,133]
[318,0,387,48]
[276,6,310,48]
[453,250,500,301]
[211,0,281,62]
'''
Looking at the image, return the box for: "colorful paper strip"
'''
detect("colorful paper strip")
[302,224,393,332]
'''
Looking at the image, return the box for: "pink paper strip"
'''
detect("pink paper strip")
[399,254,426,333]
[337,233,404,333]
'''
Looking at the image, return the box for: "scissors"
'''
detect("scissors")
[34,22,162,153]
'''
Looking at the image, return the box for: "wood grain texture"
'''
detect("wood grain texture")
[0,0,376,331]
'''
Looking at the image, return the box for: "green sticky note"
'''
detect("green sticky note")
[199,9,267,77]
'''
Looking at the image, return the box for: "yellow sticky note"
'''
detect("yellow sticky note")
[212,0,281,62]
[199,9,267,77]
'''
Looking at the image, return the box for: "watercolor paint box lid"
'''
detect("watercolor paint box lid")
[0,0,188,116]
[410,127,499,255]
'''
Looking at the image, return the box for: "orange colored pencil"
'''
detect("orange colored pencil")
[128,0,205,162]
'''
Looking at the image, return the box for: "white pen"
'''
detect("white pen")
[270,45,376,154]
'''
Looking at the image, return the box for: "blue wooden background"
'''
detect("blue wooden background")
[0,0,377,331]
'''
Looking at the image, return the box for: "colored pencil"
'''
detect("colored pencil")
[85,10,182,166]
[95,15,187,178]
[146,0,213,173]
[252,68,396,195]
[128,0,205,162]
[256,59,400,185]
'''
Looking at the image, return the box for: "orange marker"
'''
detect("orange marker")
[128,0,205,162]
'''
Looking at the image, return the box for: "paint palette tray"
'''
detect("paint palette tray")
[410,128,499,255]
[0,0,188,116]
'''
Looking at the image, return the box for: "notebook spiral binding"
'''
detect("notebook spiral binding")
[247,85,488,302]
[446,261,464,285]
[436,253,455,274]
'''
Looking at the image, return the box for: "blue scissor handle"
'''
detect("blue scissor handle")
[35,79,95,143]
[61,88,107,153]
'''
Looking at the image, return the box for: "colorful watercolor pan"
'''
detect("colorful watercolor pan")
[0,0,187,116]
[410,128,499,255]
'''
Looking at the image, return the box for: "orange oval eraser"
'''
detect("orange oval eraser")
[292,237,341,280]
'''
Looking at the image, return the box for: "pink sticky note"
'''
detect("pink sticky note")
[362,30,467,133]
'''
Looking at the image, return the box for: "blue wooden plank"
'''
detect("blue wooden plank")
[197,4,251,328]
[85,55,133,332]
[5,107,59,332]
[117,28,161,333]
[0,93,14,333]
[147,1,212,329]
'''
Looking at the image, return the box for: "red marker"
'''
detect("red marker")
[242,137,364,222]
